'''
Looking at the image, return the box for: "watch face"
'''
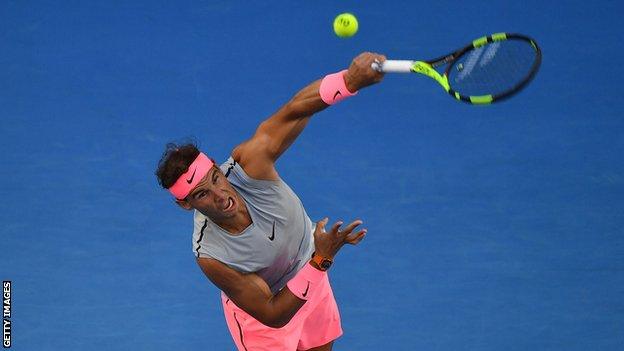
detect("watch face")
[320,259,332,270]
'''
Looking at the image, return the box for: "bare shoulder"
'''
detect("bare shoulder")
[231,138,279,181]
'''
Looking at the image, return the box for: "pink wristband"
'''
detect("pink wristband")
[286,263,326,300]
[319,70,358,105]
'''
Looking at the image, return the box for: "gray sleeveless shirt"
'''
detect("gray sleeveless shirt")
[192,157,315,294]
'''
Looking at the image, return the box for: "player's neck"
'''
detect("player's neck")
[214,199,252,235]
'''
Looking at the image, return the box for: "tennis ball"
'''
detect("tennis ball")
[333,13,358,38]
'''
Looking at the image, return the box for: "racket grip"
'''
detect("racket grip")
[371,60,414,73]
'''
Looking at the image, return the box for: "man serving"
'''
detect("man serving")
[156,52,385,350]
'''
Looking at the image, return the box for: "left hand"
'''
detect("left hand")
[344,52,386,92]
[312,218,367,260]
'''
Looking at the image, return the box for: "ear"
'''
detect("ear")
[175,199,193,211]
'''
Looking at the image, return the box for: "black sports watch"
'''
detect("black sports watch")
[311,253,333,271]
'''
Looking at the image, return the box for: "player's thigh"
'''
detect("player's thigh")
[297,278,342,350]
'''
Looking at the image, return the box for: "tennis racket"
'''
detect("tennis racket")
[371,33,541,105]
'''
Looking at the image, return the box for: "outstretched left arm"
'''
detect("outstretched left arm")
[232,52,386,180]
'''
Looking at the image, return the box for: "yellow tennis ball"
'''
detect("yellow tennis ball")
[333,13,358,38]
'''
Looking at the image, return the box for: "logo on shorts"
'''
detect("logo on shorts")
[302,282,310,298]
[186,168,197,184]
[268,221,276,241]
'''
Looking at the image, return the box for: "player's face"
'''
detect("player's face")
[183,166,240,221]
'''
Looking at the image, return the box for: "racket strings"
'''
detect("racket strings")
[449,40,537,97]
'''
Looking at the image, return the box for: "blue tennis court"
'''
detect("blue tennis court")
[2,1,623,350]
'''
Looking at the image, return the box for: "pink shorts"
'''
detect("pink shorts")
[221,274,342,350]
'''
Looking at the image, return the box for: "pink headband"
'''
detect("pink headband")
[168,152,215,199]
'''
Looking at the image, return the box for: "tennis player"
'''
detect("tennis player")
[156,52,385,350]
